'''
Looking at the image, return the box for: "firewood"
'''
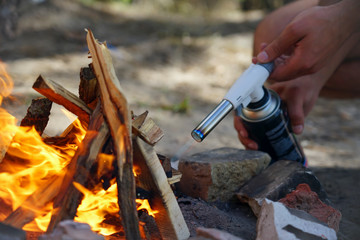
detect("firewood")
[46,103,110,232]
[157,154,172,178]
[20,97,52,135]
[132,111,164,146]
[33,75,92,123]
[132,111,148,129]
[79,65,98,108]
[86,29,140,239]
[133,137,190,240]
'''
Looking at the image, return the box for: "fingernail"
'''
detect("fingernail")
[292,125,304,134]
[257,51,268,62]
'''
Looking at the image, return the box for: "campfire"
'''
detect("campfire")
[0,30,190,240]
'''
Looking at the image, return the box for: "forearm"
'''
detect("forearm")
[338,0,360,34]
[320,32,359,79]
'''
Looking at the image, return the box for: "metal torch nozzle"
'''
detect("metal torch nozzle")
[191,99,233,142]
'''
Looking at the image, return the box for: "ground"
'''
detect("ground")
[1,0,359,239]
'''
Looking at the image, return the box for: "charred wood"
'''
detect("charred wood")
[20,97,52,135]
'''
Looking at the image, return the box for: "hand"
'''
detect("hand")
[234,73,325,150]
[256,3,355,81]
[234,115,258,150]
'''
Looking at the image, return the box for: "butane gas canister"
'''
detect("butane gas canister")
[236,87,306,165]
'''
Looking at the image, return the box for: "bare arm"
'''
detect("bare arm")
[256,0,360,81]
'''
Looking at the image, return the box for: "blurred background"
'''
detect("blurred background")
[0,0,359,239]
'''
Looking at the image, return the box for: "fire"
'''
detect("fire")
[74,178,159,236]
[0,61,158,236]
[0,61,87,232]
[73,179,120,236]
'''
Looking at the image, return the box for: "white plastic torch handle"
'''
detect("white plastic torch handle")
[224,63,270,109]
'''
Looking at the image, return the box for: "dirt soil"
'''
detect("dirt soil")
[1,1,359,239]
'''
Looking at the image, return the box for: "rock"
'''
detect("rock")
[38,220,104,240]
[0,222,26,240]
[256,199,337,240]
[178,148,271,202]
[279,183,342,232]
[237,160,329,216]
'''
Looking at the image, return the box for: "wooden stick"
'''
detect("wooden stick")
[133,137,190,240]
[46,103,109,232]
[20,97,53,135]
[86,29,140,239]
[33,75,92,123]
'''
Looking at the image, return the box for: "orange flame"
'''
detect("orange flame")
[74,178,159,236]
[0,61,87,232]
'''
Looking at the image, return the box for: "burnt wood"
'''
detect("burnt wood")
[20,97,52,135]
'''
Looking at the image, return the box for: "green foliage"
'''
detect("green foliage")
[161,97,191,114]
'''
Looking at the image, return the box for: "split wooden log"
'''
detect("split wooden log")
[33,73,162,147]
[133,137,190,240]
[33,75,92,123]
[20,97,52,135]
[86,29,140,239]
[46,103,110,232]
[132,111,164,146]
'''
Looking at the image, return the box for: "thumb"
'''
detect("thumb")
[256,26,302,63]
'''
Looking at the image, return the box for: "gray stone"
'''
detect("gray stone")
[237,160,329,216]
[0,222,26,240]
[256,199,337,240]
[38,220,104,240]
[178,148,271,202]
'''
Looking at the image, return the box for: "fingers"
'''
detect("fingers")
[234,116,258,150]
[252,43,268,64]
[256,23,303,63]
[270,81,305,134]
[284,92,305,135]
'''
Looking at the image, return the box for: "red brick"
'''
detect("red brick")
[279,183,342,232]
